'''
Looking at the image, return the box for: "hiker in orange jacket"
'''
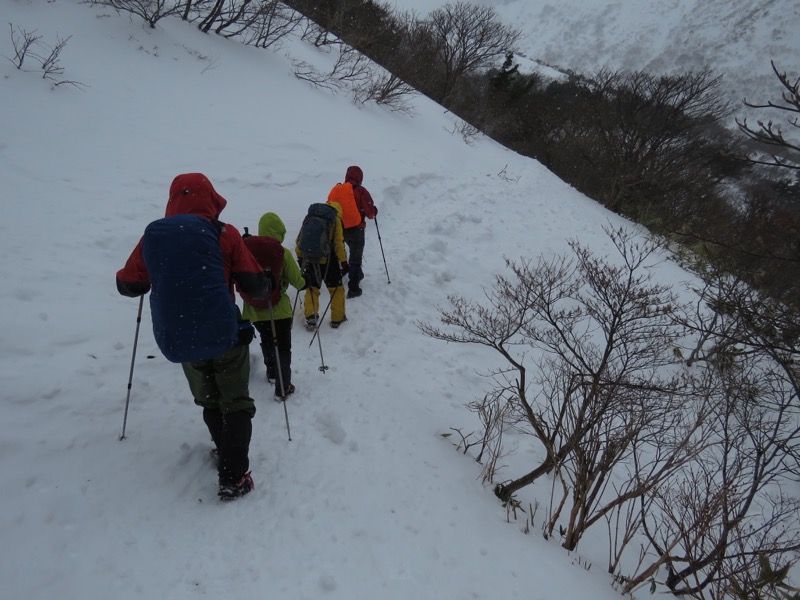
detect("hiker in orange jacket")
[327,165,378,298]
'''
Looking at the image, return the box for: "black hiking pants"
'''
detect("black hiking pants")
[183,344,254,485]
[343,227,365,289]
[254,318,293,396]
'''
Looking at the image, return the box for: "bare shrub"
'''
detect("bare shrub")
[446,118,480,144]
[84,0,183,29]
[619,275,800,597]
[737,61,800,172]
[7,25,84,89]
[291,43,370,94]
[7,24,42,69]
[420,225,800,596]
[623,354,800,597]
[291,58,340,93]
[293,40,415,112]
[419,226,700,552]
[39,34,71,80]
[353,71,416,114]
[237,1,302,48]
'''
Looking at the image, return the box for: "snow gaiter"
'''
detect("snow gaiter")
[202,407,223,450]
[219,410,252,484]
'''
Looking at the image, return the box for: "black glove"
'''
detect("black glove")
[237,320,255,346]
[340,261,349,276]
[242,227,251,240]
[302,267,319,289]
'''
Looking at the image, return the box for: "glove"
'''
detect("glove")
[237,320,255,346]
[340,261,349,276]
[302,267,319,289]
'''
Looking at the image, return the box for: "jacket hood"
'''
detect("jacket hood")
[165,173,227,219]
[257,212,286,242]
[344,165,363,186]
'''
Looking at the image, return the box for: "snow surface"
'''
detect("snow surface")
[0,1,786,599]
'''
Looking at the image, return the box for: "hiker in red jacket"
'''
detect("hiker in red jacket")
[327,165,378,298]
[116,173,273,501]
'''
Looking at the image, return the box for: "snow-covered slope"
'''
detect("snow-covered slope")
[397,0,800,123]
[1,1,667,599]
[2,1,782,599]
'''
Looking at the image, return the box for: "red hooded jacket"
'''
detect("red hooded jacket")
[343,166,378,230]
[116,173,269,301]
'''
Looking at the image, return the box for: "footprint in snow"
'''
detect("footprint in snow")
[313,410,347,445]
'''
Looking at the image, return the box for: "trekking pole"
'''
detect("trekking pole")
[120,295,144,441]
[308,263,329,373]
[308,292,334,349]
[374,217,390,284]
[267,301,292,441]
[290,288,301,329]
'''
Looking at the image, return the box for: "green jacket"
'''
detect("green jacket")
[242,212,305,322]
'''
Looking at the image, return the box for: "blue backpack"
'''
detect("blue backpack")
[142,214,240,363]
[297,203,338,264]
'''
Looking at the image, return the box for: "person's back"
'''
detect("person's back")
[142,213,240,362]
[330,165,378,298]
[295,201,348,329]
[116,173,273,501]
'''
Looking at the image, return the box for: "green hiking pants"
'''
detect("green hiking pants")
[181,344,256,417]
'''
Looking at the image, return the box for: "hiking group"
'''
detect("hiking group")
[116,167,379,501]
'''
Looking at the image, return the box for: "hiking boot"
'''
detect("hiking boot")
[305,315,318,330]
[347,287,362,299]
[331,316,348,329]
[274,383,296,402]
[218,471,254,501]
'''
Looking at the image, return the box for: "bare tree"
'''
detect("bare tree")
[419,227,700,551]
[84,0,184,29]
[621,274,800,597]
[737,61,800,171]
[556,69,734,223]
[238,1,302,48]
[624,354,800,598]
[426,2,519,103]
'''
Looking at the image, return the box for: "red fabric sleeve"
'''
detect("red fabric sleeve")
[355,186,377,220]
[116,237,149,284]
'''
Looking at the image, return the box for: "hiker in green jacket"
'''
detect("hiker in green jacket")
[241,212,306,401]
